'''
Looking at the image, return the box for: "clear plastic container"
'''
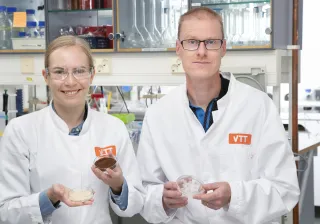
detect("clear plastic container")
[0,6,11,49]
[26,21,39,38]
[38,21,45,38]
[26,9,38,24]
[6,7,19,40]
[69,187,94,202]
[177,175,205,197]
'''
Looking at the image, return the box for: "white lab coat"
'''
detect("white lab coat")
[138,73,300,224]
[0,105,145,224]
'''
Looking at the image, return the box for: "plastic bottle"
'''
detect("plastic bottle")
[6,7,16,25]
[7,7,19,47]
[38,21,45,38]
[26,21,39,38]
[26,9,38,24]
[19,31,26,38]
[0,6,11,49]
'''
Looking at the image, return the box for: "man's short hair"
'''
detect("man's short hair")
[177,7,225,40]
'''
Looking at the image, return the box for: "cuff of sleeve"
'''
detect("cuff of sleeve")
[228,181,243,218]
[110,178,129,210]
[39,190,60,217]
[156,185,177,223]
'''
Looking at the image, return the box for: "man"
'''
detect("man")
[137,7,300,224]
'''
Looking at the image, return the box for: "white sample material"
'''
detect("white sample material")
[177,175,204,197]
[69,189,93,202]
[0,104,145,224]
[138,72,300,224]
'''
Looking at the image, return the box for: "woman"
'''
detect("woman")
[0,36,145,224]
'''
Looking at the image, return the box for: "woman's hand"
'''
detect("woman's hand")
[91,151,124,195]
[47,184,94,207]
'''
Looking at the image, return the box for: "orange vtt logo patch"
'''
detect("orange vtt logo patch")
[229,134,252,145]
[95,145,117,157]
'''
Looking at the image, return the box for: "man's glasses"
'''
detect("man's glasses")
[180,39,224,51]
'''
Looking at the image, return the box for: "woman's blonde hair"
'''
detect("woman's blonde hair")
[45,35,94,69]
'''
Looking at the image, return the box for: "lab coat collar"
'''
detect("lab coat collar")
[49,100,92,135]
[182,72,235,109]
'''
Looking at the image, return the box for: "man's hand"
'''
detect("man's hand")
[193,182,231,210]
[47,184,94,207]
[91,152,124,195]
[162,182,188,211]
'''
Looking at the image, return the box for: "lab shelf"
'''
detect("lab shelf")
[48,8,112,13]
[199,0,270,6]
[0,50,45,53]
[91,49,114,53]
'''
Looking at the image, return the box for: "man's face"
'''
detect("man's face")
[176,17,226,80]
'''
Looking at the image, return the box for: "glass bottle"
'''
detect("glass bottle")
[125,0,145,48]
[148,0,162,46]
[139,0,154,48]
[162,6,175,48]
[239,6,251,46]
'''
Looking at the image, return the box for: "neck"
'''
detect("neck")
[53,101,86,131]
[187,74,221,111]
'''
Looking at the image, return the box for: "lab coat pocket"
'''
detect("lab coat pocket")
[231,145,254,181]
[219,145,254,181]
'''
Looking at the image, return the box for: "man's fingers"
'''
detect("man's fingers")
[164,197,188,205]
[163,189,182,198]
[164,182,179,190]
[202,183,220,191]
[193,191,219,201]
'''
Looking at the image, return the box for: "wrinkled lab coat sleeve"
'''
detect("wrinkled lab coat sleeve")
[137,116,176,224]
[227,99,300,223]
[0,119,44,224]
[109,122,145,217]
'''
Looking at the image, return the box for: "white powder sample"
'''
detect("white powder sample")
[69,190,93,202]
[179,179,203,197]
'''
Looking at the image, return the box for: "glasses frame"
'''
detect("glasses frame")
[45,67,94,81]
[180,39,224,51]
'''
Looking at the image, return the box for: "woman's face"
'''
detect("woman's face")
[43,46,95,109]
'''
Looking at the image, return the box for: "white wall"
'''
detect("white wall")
[281,0,320,104]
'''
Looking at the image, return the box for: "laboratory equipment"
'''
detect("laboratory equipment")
[39,21,46,38]
[8,93,17,122]
[53,0,70,10]
[0,6,11,50]
[196,0,275,49]
[16,89,23,117]
[94,156,117,171]
[139,0,154,48]
[26,9,38,24]
[2,90,8,125]
[79,0,95,10]
[177,175,205,197]
[162,6,175,48]
[7,7,19,45]
[0,111,6,136]
[26,22,40,38]
[148,0,162,46]
[69,187,94,202]
[125,0,145,48]
[71,0,80,10]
